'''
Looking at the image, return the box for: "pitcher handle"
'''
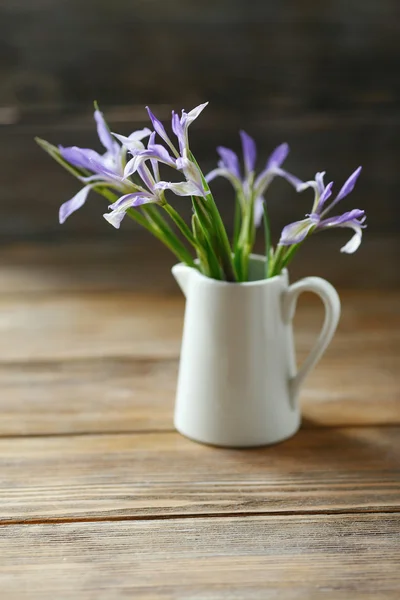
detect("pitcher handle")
[282,277,341,404]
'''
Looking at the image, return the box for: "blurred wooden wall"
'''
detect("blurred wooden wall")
[0,0,399,248]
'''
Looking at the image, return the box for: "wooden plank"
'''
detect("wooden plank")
[0,237,398,293]
[0,241,176,294]
[301,354,400,427]
[0,359,177,436]
[0,428,399,523]
[0,290,397,435]
[0,352,398,437]
[0,290,398,363]
[0,514,399,598]
[0,292,184,362]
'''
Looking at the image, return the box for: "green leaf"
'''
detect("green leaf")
[233,194,242,251]
[263,203,271,279]
[162,203,197,248]
[192,213,223,279]
[188,151,237,281]
[192,197,223,277]
[139,205,196,267]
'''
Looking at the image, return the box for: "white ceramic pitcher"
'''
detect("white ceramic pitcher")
[172,255,341,448]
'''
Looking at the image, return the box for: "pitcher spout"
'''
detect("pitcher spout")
[172,263,195,297]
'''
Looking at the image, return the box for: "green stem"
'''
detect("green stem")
[86,186,196,267]
[192,214,223,279]
[269,244,285,277]
[189,152,237,281]
[36,137,195,267]
[192,195,225,279]
[162,203,197,248]
[35,138,89,180]
[262,204,271,279]
[279,243,302,271]
[206,193,237,281]
[233,194,242,251]
[139,205,196,266]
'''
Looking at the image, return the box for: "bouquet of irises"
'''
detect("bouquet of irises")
[36,102,366,282]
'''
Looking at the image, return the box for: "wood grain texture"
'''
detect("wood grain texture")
[0,428,399,523]
[0,238,398,293]
[0,352,398,437]
[0,289,398,363]
[1,0,399,113]
[0,292,183,362]
[0,239,397,596]
[1,0,400,586]
[0,289,398,435]
[0,358,177,436]
[0,514,399,599]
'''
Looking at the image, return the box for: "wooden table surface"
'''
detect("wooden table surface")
[0,242,399,599]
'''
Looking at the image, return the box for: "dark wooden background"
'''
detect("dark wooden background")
[0,0,399,282]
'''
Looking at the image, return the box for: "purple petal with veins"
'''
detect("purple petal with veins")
[339,225,364,254]
[266,143,289,169]
[112,130,150,152]
[146,106,171,146]
[124,156,141,179]
[279,216,319,246]
[94,109,117,154]
[255,166,302,195]
[128,128,152,141]
[155,180,201,197]
[217,147,241,179]
[319,208,366,228]
[147,143,176,166]
[172,111,185,152]
[254,196,264,227]
[205,167,232,184]
[148,132,160,181]
[124,145,175,179]
[108,192,153,210]
[333,166,362,204]
[59,146,101,171]
[176,156,205,193]
[104,192,155,229]
[182,102,208,127]
[59,185,92,224]
[276,168,303,189]
[137,163,155,192]
[240,131,257,174]
[315,172,326,196]
[315,181,334,213]
[88,156,123,181]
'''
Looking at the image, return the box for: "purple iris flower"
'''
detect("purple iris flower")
[158,153,207,198]
[146,106,179,157]
[58,108,151,224]
[119,104,209,199]
[122,142,177,180]
[145,102,208,157]
[206,133,301,226]
[171,102,209,153]
[279,167,366,253]
[104,133,205,228]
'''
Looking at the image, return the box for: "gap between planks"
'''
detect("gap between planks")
[0,422,400,440]
[1,428,399,523]
[1,507,399,528]
[1,513,399,599]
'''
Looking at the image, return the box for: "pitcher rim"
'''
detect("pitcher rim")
[172,254,288,288]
